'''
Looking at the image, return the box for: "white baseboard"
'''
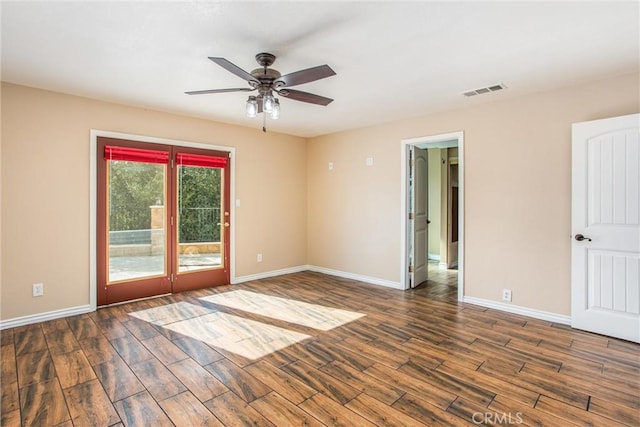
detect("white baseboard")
[463,296,571,325]
[1,273,571,330]
[307,265,403,290]
[233,265,402,290]
[0,304,94,330]
[1,267,401,329]
[428,253,440,261]
[232,265,309,284]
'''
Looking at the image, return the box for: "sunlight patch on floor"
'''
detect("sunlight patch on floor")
[128,301,214,325]
[163,311,311,359]
[128,300,314,359]
[128,291,364,359]
[199,290,365,331]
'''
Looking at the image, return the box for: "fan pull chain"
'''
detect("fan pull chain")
[262,110,267,133]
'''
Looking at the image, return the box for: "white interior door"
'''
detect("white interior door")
[412,147,429,287]
[572,113,640,343]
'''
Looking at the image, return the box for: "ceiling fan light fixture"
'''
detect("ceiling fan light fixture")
[246,96,258,117]
[271,98,280,120]
[263,93,275,113]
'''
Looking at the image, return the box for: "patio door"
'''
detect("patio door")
[97,137,230,306]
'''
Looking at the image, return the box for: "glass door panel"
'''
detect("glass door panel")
[97,138,173,306]
[177,164,223,273]
[107,161,167,282]
[172,149,230,293]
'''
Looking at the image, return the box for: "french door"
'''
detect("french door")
[97,137,230,306]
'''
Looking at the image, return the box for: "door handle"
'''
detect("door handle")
[575,234,592,242]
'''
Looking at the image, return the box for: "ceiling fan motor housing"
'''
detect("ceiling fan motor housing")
[251,54,282,96]
[249,68,281,96]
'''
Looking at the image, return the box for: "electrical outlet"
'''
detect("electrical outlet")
[502,289,512,302]
[257,253,263,262]
[32,283,44,297]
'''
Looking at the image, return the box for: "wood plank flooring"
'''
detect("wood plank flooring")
[2,266,639,426]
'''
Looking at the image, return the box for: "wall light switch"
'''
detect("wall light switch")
[366,157,374,166]
[328,162,334,170]
[236,199,241,207]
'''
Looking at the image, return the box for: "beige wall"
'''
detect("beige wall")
[2,72,638,322]
[427,148,441,258]
[1,83,307,320]
[306,131,401,282]
[307,72,639,315]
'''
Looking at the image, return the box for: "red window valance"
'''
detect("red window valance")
[176,153,227,168]
[104,145,169,164]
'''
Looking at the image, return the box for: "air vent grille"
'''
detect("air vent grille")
[463,83,507,97]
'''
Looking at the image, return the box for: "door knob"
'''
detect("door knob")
[575,234,592,242]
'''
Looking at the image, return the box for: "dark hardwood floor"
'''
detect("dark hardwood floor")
[1,268,639,426]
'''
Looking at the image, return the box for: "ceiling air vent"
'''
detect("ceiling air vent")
[463,83,507,97]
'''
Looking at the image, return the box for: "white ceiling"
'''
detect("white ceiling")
[2,1,638,138]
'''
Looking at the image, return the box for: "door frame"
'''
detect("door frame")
[400,131,464,300]
[89,130,236,310]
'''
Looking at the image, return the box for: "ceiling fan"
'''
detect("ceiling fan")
[186,53,336,132]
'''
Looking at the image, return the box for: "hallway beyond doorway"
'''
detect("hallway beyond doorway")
[413,260,458,300]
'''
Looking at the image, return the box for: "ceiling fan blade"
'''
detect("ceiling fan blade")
[208,57,260,84]
[279,89,333,106]
[275,65,336,87]
[185,88,255,95]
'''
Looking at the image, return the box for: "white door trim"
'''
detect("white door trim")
[89,129,237,311]
[400,131,464,300]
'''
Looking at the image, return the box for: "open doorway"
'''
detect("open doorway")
[400,131,464,300]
